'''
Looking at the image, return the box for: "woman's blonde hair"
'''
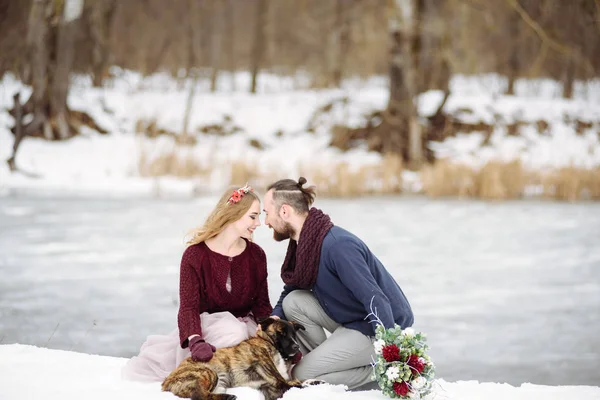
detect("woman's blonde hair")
[186,185,260,246]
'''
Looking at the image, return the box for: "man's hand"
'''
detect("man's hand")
[256,315,281,334]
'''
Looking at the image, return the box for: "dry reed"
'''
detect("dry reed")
[541,166,600,201]
[137,143,209,178]
[229,161,259,186]
[422,160,600,201]
[138,142,599,201]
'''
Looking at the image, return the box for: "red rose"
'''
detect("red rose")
[407,354,425,374]
[393,381,410,397]
[382,344,401,362]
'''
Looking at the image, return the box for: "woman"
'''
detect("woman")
[122,184,273,382]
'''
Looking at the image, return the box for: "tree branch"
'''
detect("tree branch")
[529,41,548,77]
[507,0,594,74]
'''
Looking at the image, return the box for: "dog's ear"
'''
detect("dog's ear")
[259,317,277,331]
[290,321,305,331]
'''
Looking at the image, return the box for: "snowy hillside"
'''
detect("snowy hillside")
[1,70,599,198]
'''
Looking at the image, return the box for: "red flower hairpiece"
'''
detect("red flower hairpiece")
[227,184,253,204]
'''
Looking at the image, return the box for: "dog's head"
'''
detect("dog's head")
[258,317,305,361]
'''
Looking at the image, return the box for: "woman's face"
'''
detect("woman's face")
[234,199,261,239]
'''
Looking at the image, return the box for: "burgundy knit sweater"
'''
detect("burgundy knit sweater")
[177,239,273,347]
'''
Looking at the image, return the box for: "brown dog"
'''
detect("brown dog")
[162,317,320,400]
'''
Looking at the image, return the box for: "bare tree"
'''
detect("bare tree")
[210,0,223,92]
[226,0,236,90]
[182,0,200,139]
[331,0,352,87]
[7,0,107,172]
[388,0,423,167]
[90,0,117,87]
[506,8,521,95]
[250,0,268,93]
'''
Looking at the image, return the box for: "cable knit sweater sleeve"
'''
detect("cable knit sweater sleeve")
[177,245,204,348]
[250,245,273,320]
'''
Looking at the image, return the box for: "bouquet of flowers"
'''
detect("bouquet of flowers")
[371,324,435,399]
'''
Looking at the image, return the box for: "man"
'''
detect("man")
[263,177,414,390]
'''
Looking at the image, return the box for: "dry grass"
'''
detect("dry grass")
[478,160,526,200]
[138,141,599,201]
[421,160,478,198]
[541,166,600,201]
[229,161,259,186]
[299,153,403,197]
[137,143,209,178]
[422,160,600,201]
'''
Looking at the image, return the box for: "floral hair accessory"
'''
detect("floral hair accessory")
[228,184,253,204]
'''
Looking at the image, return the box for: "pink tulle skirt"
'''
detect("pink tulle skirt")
[121,311,258,382]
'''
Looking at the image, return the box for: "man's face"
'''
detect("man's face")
[263,190,296,242]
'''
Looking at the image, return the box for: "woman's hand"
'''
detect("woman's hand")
[189,336,216,362]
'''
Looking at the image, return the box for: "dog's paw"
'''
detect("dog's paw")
[302,379,327,387]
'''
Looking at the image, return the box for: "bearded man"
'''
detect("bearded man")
[262,177,414,391]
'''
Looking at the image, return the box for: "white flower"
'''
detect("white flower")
[409,390,420,399]
[402,327,415,337]
[373,339,386,354]
[411,376,427,389]
[385,366,400,381]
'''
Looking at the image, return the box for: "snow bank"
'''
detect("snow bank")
[1,71,599,197]
[1,345,599,400]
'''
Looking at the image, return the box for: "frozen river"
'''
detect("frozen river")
[1,193,599,386]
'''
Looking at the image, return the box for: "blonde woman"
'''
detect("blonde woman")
[122,185,273,382]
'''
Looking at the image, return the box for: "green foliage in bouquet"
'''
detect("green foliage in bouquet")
[371,324,435,399]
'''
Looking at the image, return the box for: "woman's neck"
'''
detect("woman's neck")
[205,229,245,257]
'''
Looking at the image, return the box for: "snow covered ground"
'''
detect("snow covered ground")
[1,70,599,197]
[1,194,599,386]
[1,345,599,400]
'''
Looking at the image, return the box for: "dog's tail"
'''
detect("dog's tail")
[162,364,227,400]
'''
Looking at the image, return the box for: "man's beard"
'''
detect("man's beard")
[273,221,296,242]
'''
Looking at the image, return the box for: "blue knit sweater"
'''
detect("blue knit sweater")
[272,226,414,336]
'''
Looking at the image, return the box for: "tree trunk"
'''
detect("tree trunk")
[182,0,200,139]
[411,0,424,93]
[250,0,267,94]
[435,10,451,94]
[227,0,236,91]
[90,0,117,87]
[210,0,222,92]
[7,93,23,171]
[52,0,84,140]
[7,0,104,172]
[332,0,351,87]
[563,55,575,99]
[506,9,520,95]
[388,0,422,167]
[26,0,51,140]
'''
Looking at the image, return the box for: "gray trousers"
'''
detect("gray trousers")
[282,290,378,390]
